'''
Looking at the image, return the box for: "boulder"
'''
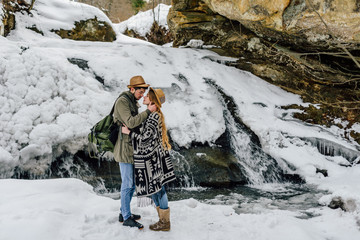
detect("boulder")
[172,147,247,187]
[53,17,116,42]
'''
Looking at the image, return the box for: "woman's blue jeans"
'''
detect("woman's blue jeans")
[119,163,135,221]
[151,186,168,209]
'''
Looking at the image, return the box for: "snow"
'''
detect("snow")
[1,178,360,240]
[352,122,360,133]
[114,4,171,37]
[0,0,360,239]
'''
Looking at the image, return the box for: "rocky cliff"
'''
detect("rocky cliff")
[168,0,360,144]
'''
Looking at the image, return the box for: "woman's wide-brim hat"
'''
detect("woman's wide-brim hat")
[150,87,165,107]
[127,75,150,88]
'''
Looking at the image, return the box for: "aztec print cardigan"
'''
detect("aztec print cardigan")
[130,112,176,197]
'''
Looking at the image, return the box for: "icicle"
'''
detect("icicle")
[305,137,359,164]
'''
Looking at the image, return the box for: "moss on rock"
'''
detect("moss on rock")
[53,17,116,42]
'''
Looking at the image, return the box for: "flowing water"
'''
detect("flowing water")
[206,79,289,185]
[167,184,326,217]
[100,183,327,219]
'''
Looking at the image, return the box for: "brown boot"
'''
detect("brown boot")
[149,206,160,230]
[149,208,170,231]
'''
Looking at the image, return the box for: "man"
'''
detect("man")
[113,75,156,229]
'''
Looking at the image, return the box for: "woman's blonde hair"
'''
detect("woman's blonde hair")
[149,90,171,150]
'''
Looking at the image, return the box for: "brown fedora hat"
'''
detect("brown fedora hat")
[127,75,150,88]
[150,88,165,107]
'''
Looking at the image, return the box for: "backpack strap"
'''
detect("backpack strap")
[111,93,134,142]
[110,93,132,116]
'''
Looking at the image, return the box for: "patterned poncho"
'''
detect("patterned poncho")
[130,112,176,197]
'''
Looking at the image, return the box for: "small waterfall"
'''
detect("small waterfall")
[8,147,108,192]
[170,151,195,188]
[51,150,119,193]
[50,152,93,179]
[225,109,284,184]
[205,78,286,185]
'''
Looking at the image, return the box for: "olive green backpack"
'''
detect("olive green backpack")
[88,94,130,158]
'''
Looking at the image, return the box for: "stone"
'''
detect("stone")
[328,196,344,209]
[329,196,357,212]
[67,58,105,85]
[316,168,328,177]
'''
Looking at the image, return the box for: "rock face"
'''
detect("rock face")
[203,0,360,45]
[168,0,360,145]
[169,0,360,51]
[171,147,247,187]
[51,147,247,190]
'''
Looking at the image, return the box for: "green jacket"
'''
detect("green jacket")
[113,91,150,163]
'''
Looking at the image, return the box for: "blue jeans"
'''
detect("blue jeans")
[151,186,168,209]
[119,163,135,221]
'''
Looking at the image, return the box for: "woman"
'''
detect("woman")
[121,88,175,231]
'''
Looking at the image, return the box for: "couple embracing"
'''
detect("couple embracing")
[112,75,176,231]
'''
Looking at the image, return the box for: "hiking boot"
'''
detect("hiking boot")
[118,213,141,223]
[149,208,170,231]
[123,218,144,229]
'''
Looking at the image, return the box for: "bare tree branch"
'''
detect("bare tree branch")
[306,0,360,69]
[29,0,35,11]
